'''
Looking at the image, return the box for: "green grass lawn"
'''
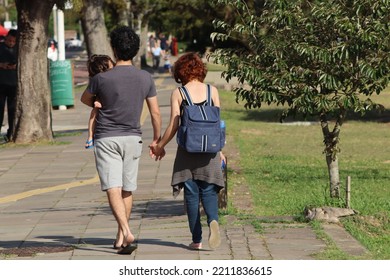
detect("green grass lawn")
[220,88,390,259]
[206,62,227,72]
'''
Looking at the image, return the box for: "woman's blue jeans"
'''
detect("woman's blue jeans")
[184,179,219,243]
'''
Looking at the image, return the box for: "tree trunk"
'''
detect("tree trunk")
[118,0,129,26]
[138,20,149,69]
[326,153,340,198]
[320,113,345,198]
[81,0,113,58]
[130,12,145,69]
[13,0,56,143]
[140,22,149,58]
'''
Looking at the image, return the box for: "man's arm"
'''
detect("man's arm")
[146,95,162,143]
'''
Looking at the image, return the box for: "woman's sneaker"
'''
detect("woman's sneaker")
[189,242,202,250]
[208,220,221,249]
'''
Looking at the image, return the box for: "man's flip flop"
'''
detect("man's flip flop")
[85,139,94,149]
[117,244,137,255]
[113,241,121,250]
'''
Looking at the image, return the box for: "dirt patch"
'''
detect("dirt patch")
[0,246,73,257]
[241,129,264,136]
[223,135,254,212]
[355,214,389,229]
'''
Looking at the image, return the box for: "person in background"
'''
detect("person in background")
[148,34,156,58]
[163,50,172,73]
[159,33,168,51]
[150,52,226,250]
[170,37,178,56]
[84,54,115,149]
[81,26,162,255]
[47,40,58,61]
[152,39,162,70]
[0,29,17,142]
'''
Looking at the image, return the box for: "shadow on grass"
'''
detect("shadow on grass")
[233,107,390,123]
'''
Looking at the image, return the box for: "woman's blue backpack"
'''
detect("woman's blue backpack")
[176,84,225,153]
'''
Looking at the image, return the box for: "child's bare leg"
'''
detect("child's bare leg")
[86,108,98,148]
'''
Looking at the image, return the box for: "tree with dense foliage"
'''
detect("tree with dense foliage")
[71,0,230,56]
[147,0,222,53]
[211,0,390,198]
[103,0,230,54]
[104,0,129,28]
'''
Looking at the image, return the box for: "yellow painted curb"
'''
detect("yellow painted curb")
[0,77,166,205]
[0,175,100,204]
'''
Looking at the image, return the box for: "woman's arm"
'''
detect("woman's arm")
[151,88,182,159]
[211,85,221,107]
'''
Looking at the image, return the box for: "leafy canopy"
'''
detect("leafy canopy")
[211,0,390,120]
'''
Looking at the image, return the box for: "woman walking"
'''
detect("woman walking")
[151,52,225,250]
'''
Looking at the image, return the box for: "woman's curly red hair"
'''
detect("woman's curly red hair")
[173,52,207,85]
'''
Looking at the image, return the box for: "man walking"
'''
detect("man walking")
[81,26,162,254]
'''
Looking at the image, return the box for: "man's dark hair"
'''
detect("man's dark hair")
[110,26,140,61]
[7,29,17,38]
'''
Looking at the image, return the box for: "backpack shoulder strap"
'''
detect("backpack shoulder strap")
[178,87,185,102]
[206,84,212,106]
[179,86,194,106]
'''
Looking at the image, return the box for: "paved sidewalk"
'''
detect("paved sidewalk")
[0,58,368,260]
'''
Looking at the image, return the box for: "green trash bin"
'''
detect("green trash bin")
[49,60,74,108]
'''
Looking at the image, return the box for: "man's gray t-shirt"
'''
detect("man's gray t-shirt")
[87,65,156,140]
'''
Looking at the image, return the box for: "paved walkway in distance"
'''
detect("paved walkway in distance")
[0,56,368,260]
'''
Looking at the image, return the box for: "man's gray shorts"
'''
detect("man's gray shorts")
[94,135,143,192]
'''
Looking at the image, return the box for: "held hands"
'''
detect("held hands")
[148,142,166,161]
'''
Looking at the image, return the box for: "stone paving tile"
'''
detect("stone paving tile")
[322,224,369,257]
